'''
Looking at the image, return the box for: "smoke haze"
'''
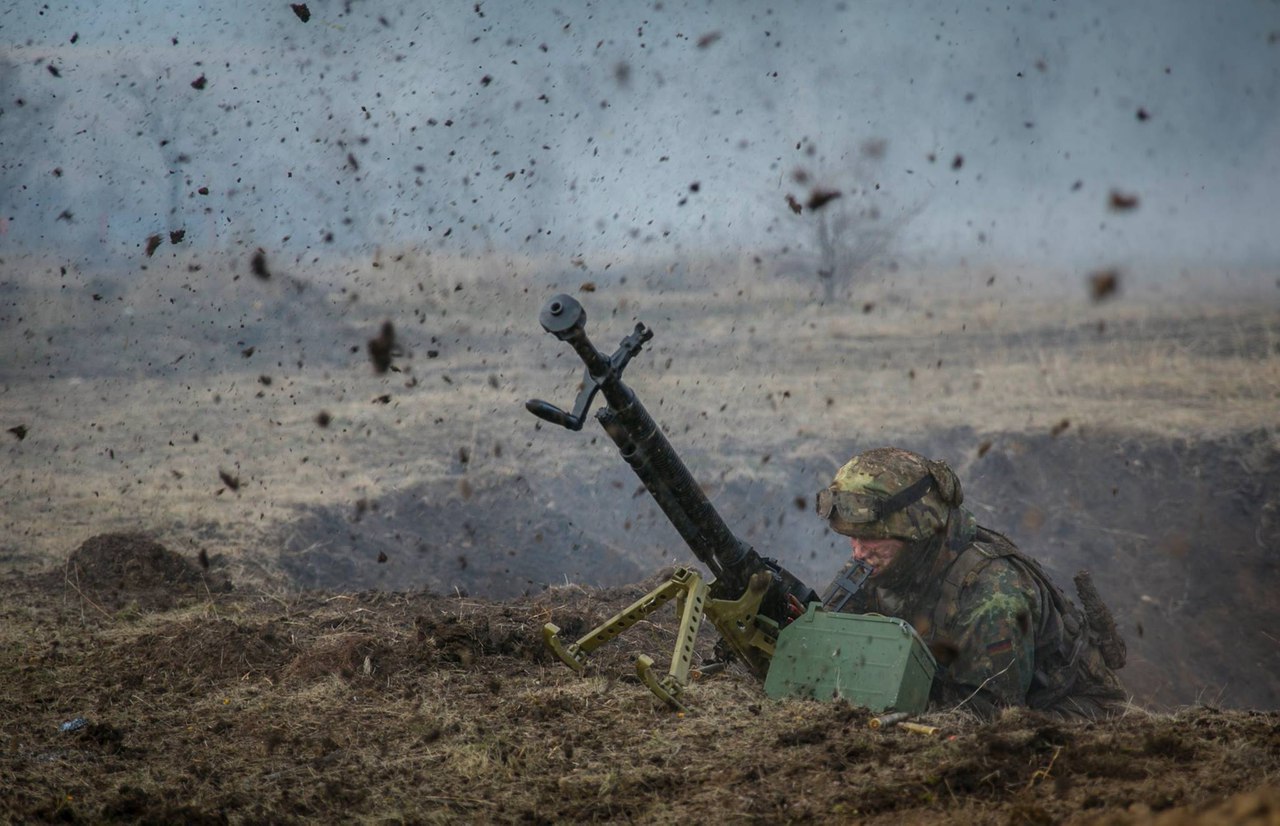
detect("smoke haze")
[3,0,1279,277]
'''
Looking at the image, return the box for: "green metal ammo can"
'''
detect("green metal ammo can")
[763,605,937,713]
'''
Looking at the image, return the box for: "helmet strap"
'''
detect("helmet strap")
[878,474,934,518]
[945,506,978,551]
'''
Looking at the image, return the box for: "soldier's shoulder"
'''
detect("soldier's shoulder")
[957,532,1016,570]
[973,526,1023,555]
[956,542,1036,596]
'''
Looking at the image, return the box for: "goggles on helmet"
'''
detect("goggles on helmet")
[815,489,883,524]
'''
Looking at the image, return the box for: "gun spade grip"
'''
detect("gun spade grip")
[525,399,580,430]
[539,294,585,337]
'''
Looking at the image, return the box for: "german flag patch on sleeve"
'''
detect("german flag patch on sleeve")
[986,638,1014,656]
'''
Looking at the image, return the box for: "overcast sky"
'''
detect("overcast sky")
[3,0,1279,275]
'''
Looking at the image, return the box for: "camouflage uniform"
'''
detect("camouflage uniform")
[817,447,1127,719]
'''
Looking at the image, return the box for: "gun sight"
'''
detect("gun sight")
[524,293,651,431]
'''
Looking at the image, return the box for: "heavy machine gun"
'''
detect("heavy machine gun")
[526,294,819,710]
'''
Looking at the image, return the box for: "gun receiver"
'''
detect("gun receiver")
[527,294,818,682]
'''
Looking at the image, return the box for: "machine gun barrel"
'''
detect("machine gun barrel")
[526,294,817,627]
[596,394,747,588]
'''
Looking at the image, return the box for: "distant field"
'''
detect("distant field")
[2,251,1278,709]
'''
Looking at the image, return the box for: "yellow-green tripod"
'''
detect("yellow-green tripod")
[542,566,782,711]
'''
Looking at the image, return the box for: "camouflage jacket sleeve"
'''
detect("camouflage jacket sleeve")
[934,556,1042,712]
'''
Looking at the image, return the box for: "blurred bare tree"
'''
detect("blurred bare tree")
[777,139,923,303]
[812,196,922,303]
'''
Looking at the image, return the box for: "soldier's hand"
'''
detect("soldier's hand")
[783,594,805,626]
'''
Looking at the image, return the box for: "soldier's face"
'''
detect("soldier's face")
[849,537,906,573]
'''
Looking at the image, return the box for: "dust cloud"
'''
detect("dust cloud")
[2,1,1278,713]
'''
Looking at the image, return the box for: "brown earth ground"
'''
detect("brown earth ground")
[2,251,1279,821]
[1,534,1278,825]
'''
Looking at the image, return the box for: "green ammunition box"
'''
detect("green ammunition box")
[763,605,937,713]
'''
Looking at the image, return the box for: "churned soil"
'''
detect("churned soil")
[1,535,1277,825]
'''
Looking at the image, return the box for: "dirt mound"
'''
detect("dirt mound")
[277,471,654,597]
[2,569,1278,824]
[100,618,299,693]
[64,532,227,610]
[281,632,388,682]
[1109,785,1280,825]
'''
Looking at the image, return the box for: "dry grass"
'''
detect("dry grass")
[4,253,1276,574]
[1,564,1277,824]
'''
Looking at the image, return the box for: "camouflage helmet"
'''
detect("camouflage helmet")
[816,447,964,542]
